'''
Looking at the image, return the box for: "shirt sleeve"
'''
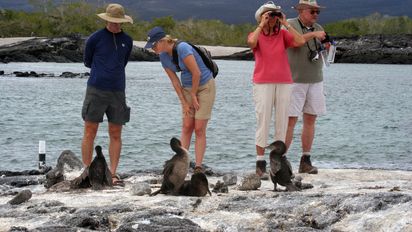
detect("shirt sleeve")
[248,32,260,52]
[83,34,96,68]
[124,37,133,67]
[282,29,295,48]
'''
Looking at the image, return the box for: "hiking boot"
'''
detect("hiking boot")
[256,160,269,180]
[298,155,318,174]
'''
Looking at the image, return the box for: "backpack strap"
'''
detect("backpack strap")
[172,40,218,78]
[172,40,182,72]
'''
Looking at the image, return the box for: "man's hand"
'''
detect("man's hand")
[312,31,326,41]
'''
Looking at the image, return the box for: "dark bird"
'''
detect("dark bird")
[179,172,212,197]
[88,145,113,190]
[268,140,298,192]
[150,137,190,196]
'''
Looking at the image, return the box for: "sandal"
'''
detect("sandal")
[112,174,125,187]
[194,166,204,174]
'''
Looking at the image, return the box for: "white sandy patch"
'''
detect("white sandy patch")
[133,41,249,57]
[0,37,37,46]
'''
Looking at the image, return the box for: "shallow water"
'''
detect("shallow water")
[0,61,411,172]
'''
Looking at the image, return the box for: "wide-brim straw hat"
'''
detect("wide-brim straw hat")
[255,1,282,22]
[293,0,325,10]
[97,3,133,24]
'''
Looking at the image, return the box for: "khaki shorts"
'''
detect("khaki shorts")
[289,82,326,117]
[182,78,216,120]
[81,86,130,125]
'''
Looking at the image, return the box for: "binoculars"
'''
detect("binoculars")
[269,11,282,18]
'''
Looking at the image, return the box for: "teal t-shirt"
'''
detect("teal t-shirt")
[287,18,324,83]
[159,42,212,87]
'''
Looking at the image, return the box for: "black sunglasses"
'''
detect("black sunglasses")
[310,9,320,15]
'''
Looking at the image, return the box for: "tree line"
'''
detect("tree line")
[0,2,411,46]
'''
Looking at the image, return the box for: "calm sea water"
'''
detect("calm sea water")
[0,61,411,172]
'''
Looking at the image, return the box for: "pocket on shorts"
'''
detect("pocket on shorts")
[123,106,131,123]
[81,102,90,120]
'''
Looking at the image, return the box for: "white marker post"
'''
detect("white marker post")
[38,140,46,170]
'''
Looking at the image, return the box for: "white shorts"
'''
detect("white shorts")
[289,82,326,117]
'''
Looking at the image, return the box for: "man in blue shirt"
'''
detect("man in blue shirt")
[81,3,133,186]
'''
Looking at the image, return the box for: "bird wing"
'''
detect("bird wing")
[160,159,176,193]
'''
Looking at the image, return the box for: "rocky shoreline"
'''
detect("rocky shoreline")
[0,34,411,64]
[0,160,411,231]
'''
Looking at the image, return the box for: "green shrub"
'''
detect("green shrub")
[1,2,411,45]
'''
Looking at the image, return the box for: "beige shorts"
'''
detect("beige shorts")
[182,78,216,120]
[289,82,326,117]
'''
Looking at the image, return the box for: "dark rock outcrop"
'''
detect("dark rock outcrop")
[129,46,159,61]
[214,49,253,60]
[212,180,229,193]
[59,72,89,78]
[44,150,83,189]
[7,189,32,205]
[0,175,45,188]
[0,170,47,177]
[216,34,412,64]
[1,34,410,64]
[238,173,261,191]
[334,34,412,64]
[0,35,84,63]
[0,35,158,63]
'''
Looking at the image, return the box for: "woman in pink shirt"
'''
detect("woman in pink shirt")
[247,1,305,179]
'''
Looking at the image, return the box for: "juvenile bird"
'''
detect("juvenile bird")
[150,137,190,196]
[268,140,298,191]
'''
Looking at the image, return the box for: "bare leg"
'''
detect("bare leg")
[194,119,209,167]
[256,145,265,156]
[302,113,317,153]
[81,121,99,167]
[181,116,195,150]
[285,116,298,151]
[108,122,123,176]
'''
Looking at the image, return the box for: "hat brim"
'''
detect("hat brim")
[144,41,154,49]
[255,5,282,22]
[293,3,325,10]
[97,13,133,24]
[144,37,164,49]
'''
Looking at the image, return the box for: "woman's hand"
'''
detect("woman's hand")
[182,54,201,111]
[191,93,200,111]
[279,12,288,26]
[259,11,270,27]
[182,102,192,116]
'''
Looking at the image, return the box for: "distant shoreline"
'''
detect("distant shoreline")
[0,35,412,64]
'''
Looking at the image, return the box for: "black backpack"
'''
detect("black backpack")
[172,41,219,78]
